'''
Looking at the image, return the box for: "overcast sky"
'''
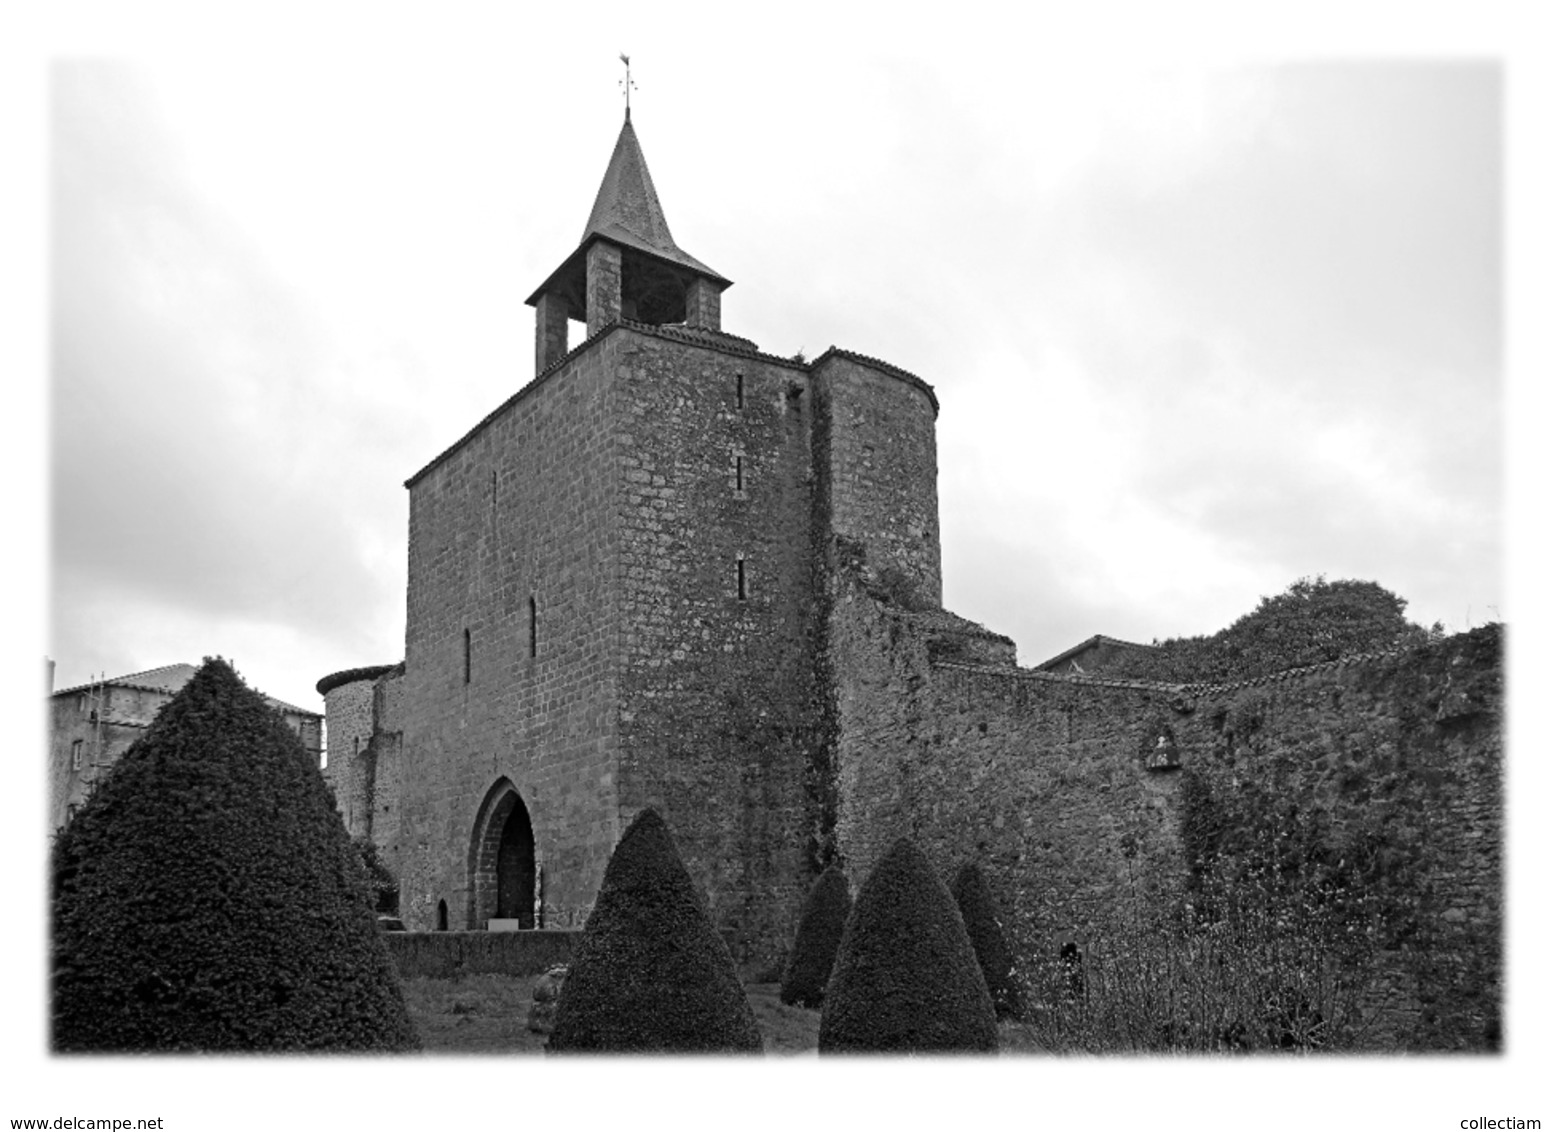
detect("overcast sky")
[9,2,1551,1124]
[45,47,1503,715]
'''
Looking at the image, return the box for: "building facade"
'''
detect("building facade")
[319,110,973,962]
[49,663,322,833]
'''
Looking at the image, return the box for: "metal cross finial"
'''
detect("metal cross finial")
[619,53,636,121]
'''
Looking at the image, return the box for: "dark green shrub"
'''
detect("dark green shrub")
[950,862,1024,1020]
[819,838,998,1053]
[1105,576,1442,683]
[547,808,762,1053]
[51,658,419,1052]
[779,864,851,1007]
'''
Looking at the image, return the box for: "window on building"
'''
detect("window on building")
[464,628,472,684]
[735,454,744,493]
[735,372,744,409]
[737,557,747,601]
[529,596,538,658]
[71,739,83,770]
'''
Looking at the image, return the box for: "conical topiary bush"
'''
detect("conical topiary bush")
[51,658,419,1052]
[950,862,1025,1021]
[779,864,851,1007]
[818,838,998,1053]
[546,807,762,1053]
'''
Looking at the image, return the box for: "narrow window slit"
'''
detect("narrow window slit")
[529,596,538,658]
[463,628,472,684]
[737,557,747,601]
[735,455,744,492]
[735,373,744,409]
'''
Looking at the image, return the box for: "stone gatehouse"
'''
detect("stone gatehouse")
[318,109,1501,1047]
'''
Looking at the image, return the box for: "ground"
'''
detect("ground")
[400,974,1042,1054]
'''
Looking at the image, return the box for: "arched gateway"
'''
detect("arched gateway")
[468,779,536,930]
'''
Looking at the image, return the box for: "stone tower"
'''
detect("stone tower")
[319,110,947,967]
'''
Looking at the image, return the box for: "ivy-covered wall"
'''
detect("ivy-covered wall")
[830,570,1503,1051]
[1171,624,1503,1050]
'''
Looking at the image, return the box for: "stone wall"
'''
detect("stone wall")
[1169,625,1503,1049]
[371,672,406,869]
[613,329,820,973]
[829,576,1186,948]
[321,675,378,834]
[48,690,150,831]
[392,337,626,932]
[829,568,1503,1050]
[811,351,942,607]
[384,929,577,979]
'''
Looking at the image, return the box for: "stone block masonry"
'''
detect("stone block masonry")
[586,243,622,338]
[811,350,942,607]
[320,672,380,833]
[394,333,626,933]
[613,333,819,972]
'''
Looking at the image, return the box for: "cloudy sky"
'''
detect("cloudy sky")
[9,2,1550,1124]
[43,43,1504,716]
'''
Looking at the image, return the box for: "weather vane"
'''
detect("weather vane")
[620,53,636,121]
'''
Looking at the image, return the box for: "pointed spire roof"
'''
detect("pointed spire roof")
[583,119,668,248]
[526,115,729,310]
[577,116,726,282]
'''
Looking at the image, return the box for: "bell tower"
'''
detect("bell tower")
[525,111,732,374]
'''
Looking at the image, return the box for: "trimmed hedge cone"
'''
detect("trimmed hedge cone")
[950,862,1025,1021]
[779,864,851,1007]
[546,808,762,1053]
[51,659,419,1052]
[819,838,999,1053]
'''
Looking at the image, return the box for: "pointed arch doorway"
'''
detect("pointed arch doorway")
[470,779,536,929]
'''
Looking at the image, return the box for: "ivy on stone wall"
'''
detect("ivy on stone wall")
[354,835,400,916]
[1177,768,1385,960]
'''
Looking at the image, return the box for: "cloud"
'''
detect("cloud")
[49,65,405,703]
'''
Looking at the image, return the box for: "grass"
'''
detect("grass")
[400,976,1046,1054]
[400,974,551,1054]
[400,977,822,1055]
